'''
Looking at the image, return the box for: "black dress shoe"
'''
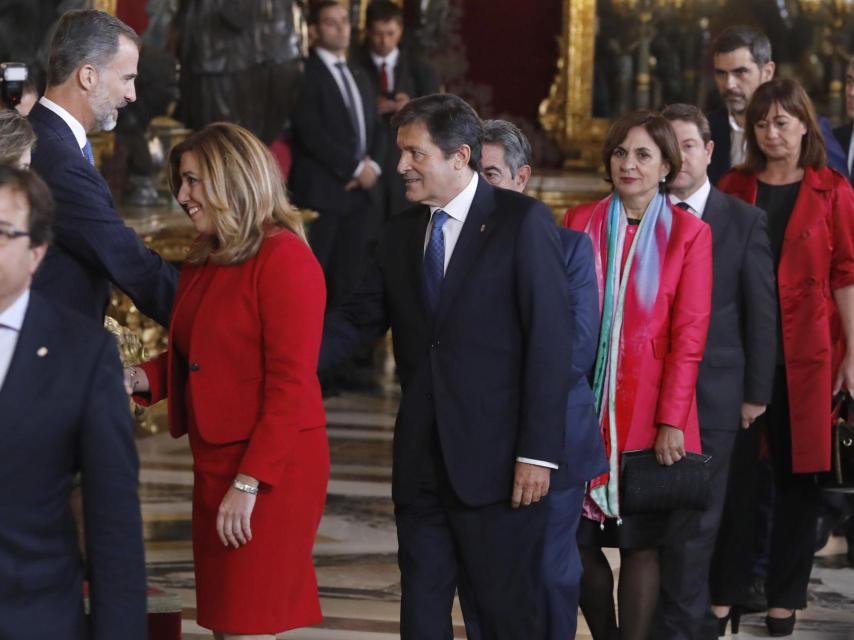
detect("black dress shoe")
[765,611,796,637]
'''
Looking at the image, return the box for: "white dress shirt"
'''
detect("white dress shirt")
[39,96,88,157]
[728,112,746,168]
[847,130,854,176]
[370,47,400,93]
[423,172,557,470]
[669,178,711,219]
[0,289,29,392]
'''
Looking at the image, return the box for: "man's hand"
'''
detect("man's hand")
[654,424,685,466]
[511,462,550,509]
[834,350,854,395]
[393,92,411,109]
[377,96,399,115]
[740,402,767,429]
[357,159,379,189]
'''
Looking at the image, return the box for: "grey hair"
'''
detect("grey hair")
[46,10,140,87]
[482,119,532,178]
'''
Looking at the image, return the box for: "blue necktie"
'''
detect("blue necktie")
[82,140,95,166]
[423,210,450,314]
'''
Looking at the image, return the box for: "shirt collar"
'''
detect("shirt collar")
[39,96,88,149]
[430,172,479,224]
[0,288,29,332]
[727,111,744,133]
[370,48,400,69]
[670,178,711,217]
[315,47,347,69]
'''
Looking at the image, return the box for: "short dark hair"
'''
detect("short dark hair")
[0,165,54,247]
[308,1,342,25]
[711,25,772,66]
[366,0,404,27]
[391,93,482,171]
[482,119,532,177]
[47,10,140,87]
[601,110,682,190]
[743,78,825,172]
[661,103,712,144]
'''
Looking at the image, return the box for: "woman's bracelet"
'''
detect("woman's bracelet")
[232,479,259,495]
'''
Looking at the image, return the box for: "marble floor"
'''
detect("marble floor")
[138,375,854,639]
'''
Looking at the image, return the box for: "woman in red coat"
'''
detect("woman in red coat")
[564,111,712,640]
[126,123,329,638]
[711,79,854,637]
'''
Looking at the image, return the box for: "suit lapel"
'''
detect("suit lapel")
[408,206,431,316]
[312,53,357,139]
[434,180,495,331]
[702,188,728,254]
[0,294,58,423]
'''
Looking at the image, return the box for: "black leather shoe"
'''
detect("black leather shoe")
[765,611,796,637]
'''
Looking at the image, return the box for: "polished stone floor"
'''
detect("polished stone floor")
[139,376,854,639]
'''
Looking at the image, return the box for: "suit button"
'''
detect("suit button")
[806,277,817,286]
[802,230,811,239]
[189,362,200,372]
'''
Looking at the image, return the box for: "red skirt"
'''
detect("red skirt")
[189,423,329,633]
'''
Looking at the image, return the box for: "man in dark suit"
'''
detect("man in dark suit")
[28,9,177,326]
[833,57,854,186]
[351,0,438,220]
[289,0,385,309]
[654,104,777,640]
[321,94,575,638]
[708,25,848,185]
[460,118,605,640]
[0,165,146,639]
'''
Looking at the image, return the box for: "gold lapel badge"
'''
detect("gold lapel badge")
[36,346,48,357]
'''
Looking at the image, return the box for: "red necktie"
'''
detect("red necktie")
[380,62,389,95]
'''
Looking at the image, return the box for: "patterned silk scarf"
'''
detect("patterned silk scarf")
[587,191,673,518]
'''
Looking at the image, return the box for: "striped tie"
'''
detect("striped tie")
[423,210,450,314]
[82,140,95,166]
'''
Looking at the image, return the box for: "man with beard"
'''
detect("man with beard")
[28,10,177,326]
[708,25,847,185]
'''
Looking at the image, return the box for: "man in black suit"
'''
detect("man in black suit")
[833,57,854,186]
[321,94,574,638]
[289,0,385,309]
[0,165,146,639]
[28,9,177,326]
[654,104,777,640]
[351,0,438,221]
[708,25,848,185]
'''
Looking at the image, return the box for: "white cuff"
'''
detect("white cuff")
[516,457,558,470]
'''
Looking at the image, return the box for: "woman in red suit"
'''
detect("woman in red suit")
[125,122,329,639]
[710,79,854,637]
[564,110,712,640]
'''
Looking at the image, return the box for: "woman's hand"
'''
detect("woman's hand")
[123,366,150,395]
[216,474,258,548]
[833,350,854,395]
[654,424,685,466]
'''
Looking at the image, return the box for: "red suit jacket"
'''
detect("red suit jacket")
[719,167,854,472]
[564,197,712,454]
[139,230,327,486]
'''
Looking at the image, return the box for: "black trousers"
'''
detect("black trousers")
[710,366,820,610]
[395,439,550,639]
[656,427,738,640]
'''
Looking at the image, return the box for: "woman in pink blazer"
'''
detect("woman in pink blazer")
[563,111,712,640]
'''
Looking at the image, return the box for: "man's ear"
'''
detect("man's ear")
[516,164,532,190]
[762,60,776,82]
[455,144,471,170]
[76,64,98,92]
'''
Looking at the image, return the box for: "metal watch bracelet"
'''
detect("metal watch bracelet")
[232,479,259,495]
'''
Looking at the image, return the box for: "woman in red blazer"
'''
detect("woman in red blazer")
[564,111,712,640]
[711,79,854,637]
[126,123,329,638]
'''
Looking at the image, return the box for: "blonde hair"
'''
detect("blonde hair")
[0,109,36,166]
[168,122,305,264]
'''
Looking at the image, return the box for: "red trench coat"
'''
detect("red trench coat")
[719,166,854,472]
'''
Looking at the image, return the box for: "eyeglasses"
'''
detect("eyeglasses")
[0,226,30,245]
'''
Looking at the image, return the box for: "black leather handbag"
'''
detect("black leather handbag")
[620,449,712,514]
[825,393,854,488]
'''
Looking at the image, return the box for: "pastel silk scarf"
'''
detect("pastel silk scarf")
[587,192,672,518]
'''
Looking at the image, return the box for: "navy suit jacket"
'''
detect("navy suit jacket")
[697,187,777,431]
[833,122,854,186]
[0,291,146,639]
[554,228,608,486]
[708,106,848,185]
[321,177,575,506]
[28,102,178,326]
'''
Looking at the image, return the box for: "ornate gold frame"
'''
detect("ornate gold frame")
[540,0,610,169]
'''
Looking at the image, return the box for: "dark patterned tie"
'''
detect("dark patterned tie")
[380,62,390,95]
[82,140,95,166]
[335,61,365,157]
[423,210,450,314]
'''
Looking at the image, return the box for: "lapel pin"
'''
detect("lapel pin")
[37,346,48,357]
[480,224,486,232]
